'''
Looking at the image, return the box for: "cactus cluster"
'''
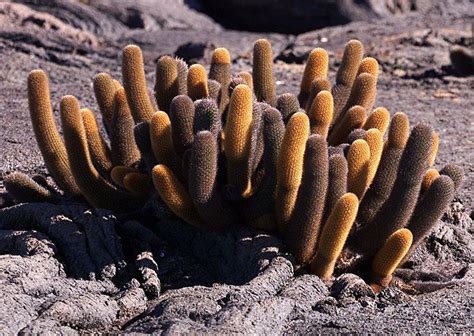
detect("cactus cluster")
[3,39,463,290]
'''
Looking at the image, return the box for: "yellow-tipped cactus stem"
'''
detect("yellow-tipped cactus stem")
[110,166,139,187]
[27,69,80,196]
[421,168,440,192]
[356,112,410,226]
[110,88,141,167]
[332,40,364,118]
[60,95,140,212]
[429,132,439,166]
[113,79,122,90]
[253,39,277,106]
[238,71,253,91]
[328,105,366,146]
[275,112,310,235]
[340,72,377,118]
[93,72,117,131]
[299,48,329,106]
[224,84,253,195]
[123,172,150,198]
[305,78,332,111]
[150,111,181,173]
[209,48,232,109]
[187,64,209,101]
[122,44,156,122]
[307,90,333,137]
[154,55,178,113]
[370,228,413,288]
[364,128,384,187]
[310,193,359,279]
[387,112,410,149]
[152,164,204,229]
[363,107,390,135]
[81,108,112,177]
[347,139,371,199]
[4,172,58,204]
[357,57,379,79]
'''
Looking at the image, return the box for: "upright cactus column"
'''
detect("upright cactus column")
[122,45,156,122]
[253,39,277,106]
[224,84,253,196]
[275,112,310,235]
[155,56,179,113]
[27,69,80,196]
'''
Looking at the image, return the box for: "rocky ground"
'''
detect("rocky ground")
[0,0,473,334]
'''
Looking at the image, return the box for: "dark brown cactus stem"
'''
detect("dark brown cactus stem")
[305,78,331,112]
[193,98,221,138]
[245,106,285,230]
[276,93,301,123]
[169,95,195,157]
[349,123,433,257]
[334,73,376,128]
[357,112,409,225]
[253,39,277,106]
[4,172,59,204]
[188,131,238,229]
[405,175,455,257]
[175,57,189,95]
[209,48,232,112]
[110,88,141,167]
[60,95,142,212]
[347,128,366,143]
[331,40,364,122]
[248,102,265,178]
[207,79,222,102]
[322,154,348,225]
[27,69,80,196]
[134,121,156,172]
[286,135,329,264]
[439,164,464,191]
